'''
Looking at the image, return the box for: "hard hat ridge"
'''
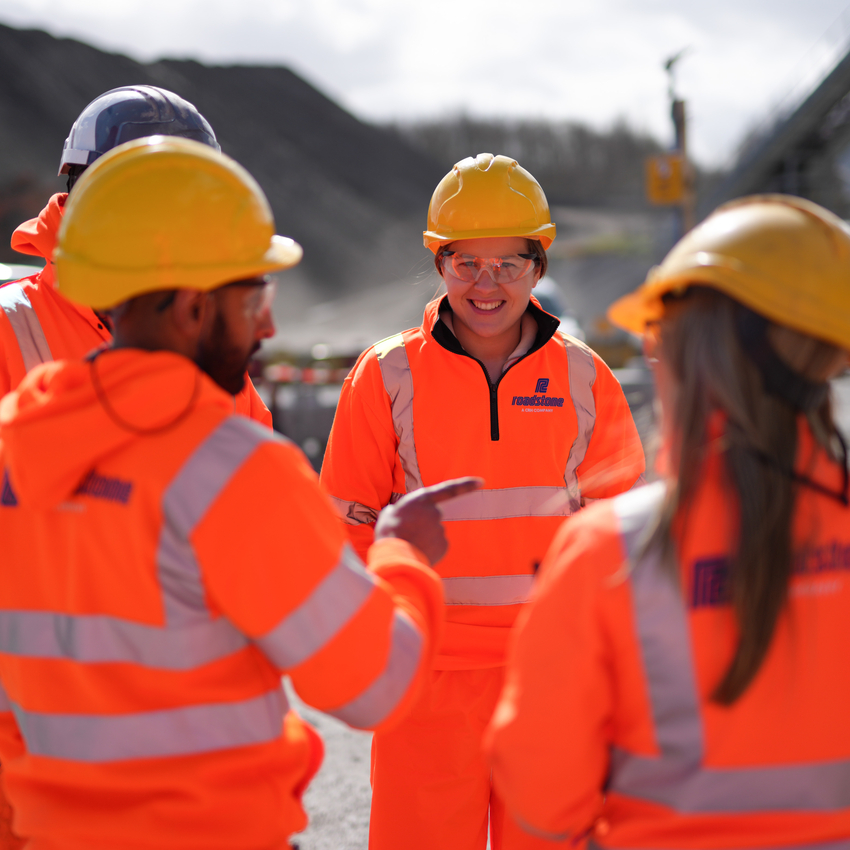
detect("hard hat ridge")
[54,136,302,310]
[423,153,556,252]
[59,85,220,176]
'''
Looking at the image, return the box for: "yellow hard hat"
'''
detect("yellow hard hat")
[423,153,556,253]
[608,194,850,350]
[55,136,303,310]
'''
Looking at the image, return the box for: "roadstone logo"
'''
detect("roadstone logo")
[512,378,564,412]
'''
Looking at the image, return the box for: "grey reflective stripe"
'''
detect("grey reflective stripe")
[442,575,534,606]
[12,689,287,763]
[328,495,378,525]
[256,543,377,668]
[562,336,597,514]
[0,282,53,372]
[516,815,570,842]
[0,610,247,670]
[0,417,280,672]
[611,746,850,812]
[439,485,571,521]
[610,482,850,814]
[159,416,278,626]
[614,480,664,566]
[0,678,10,713]
[328,610,422,729]
[374,334,423,493]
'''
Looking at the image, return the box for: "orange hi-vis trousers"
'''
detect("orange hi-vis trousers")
[370,667,559,850]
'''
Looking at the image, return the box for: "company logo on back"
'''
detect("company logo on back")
[1,470,17,507]
[512,378,564,412]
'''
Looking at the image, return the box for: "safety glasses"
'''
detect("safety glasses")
[642,320,661,364]
[440,252,538,284]
[225,277,277,320]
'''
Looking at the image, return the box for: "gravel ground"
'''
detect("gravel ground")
[288,682,373,850]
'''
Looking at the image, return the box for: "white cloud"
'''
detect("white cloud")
[0,0,849,166]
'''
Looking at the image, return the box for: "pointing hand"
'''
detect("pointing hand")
[374,477,484,565]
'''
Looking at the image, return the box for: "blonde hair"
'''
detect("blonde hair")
[648,287,846,704]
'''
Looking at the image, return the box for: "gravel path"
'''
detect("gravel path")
[288,682,372,850]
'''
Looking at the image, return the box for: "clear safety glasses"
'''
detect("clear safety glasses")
[440,251,539,284]
[226,277,277,320]
[642,320,661,364]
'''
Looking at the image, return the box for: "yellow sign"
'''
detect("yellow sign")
[646,154,684,205]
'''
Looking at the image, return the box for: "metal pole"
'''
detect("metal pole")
[672,98,696,232]
[665,49,695,234]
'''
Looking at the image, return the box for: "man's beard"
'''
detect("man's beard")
[194,309,258,395]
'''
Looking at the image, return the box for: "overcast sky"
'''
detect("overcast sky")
[1,0,849,167]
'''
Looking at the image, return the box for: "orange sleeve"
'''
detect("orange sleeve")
[193,438,442,733]
[320,350,399,561]
[485,507,624,841]
[578,354,645,499]
[0,701,25,849]
[0,309,23,399]
[232,376,272,428]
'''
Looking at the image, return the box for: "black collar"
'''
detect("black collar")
[430,295,561,357]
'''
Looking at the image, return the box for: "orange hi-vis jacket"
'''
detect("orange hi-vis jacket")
[486,429,850,848]
[0,349,443,850]
[322,297,645,669]
[1,193,271,424]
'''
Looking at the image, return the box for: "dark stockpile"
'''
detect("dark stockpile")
[0,22,444,293]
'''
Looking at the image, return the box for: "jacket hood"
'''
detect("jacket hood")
[10,193,67,287]
[0,349,232,509]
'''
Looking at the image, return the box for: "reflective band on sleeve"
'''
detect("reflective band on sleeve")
[328,495,379,525]
[0,678,10,713]
[255,543,377,669]
[439,485,570,521]
[442,575,534,606]
[12,689,287,763]
[159,416,281,626]
[0,283,53,372]
[327,610,422,729]
[562,337,597,514]
[374,334,424,494]
[610,482,850,814]
[0,610,247,670]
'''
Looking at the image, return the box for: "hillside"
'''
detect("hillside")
[0,22,444,295]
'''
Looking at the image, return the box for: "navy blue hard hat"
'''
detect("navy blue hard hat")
[59,85,219,175]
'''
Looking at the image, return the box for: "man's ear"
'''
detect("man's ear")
[171,290,211,338]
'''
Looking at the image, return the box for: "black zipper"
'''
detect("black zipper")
[429,298,562,443]
[468,351,537,442]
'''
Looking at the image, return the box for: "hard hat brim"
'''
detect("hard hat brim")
[56,234,303,311]
[608,258,850,351]
[423,222,556,253]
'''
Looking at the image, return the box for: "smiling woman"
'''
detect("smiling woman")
[320,152,646,850]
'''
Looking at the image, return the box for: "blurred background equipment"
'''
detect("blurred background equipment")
[645,48,695,237]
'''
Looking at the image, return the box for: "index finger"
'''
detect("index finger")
[418,476,484,504]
